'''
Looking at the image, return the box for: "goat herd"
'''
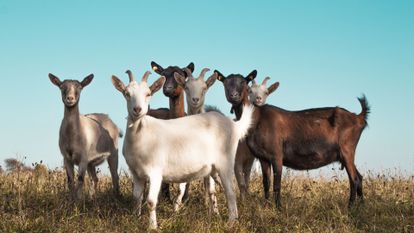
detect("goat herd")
[49,61,370,230]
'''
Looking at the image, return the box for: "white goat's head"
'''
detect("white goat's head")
[49,73,94,108]
[248,77,279,106]
[112,70,165,120]
[174,68,217,110]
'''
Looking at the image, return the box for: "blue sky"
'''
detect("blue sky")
[0,1,413,174]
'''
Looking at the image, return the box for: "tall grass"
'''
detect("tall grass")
[0,168,413,232]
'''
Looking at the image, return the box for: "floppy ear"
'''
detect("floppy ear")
[150,76,166,95]
[214,70,225,82]
[49,73,62,87]
[174,72,186,88]
[111,75,126,93]
[206,72,217,88]
[245,70,257,83]
[267,82,280,94]
[81,74,94,87]
[151,61,164,75]
[185,62,195,73]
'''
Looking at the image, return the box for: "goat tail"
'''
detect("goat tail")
[357,94,370,124]
[234,104,254,140]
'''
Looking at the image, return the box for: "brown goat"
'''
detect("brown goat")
[246,97,369,208]
[221,73,369,209]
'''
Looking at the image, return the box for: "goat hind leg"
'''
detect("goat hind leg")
[218,170,238,223]
[174,183,187,212]
[108,151,120,196]
[87,165,98,197]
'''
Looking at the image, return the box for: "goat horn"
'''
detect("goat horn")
[184,68,193,79]
[262,77,271,86]
[199,68,210,80]
[141,71,152,83]
[125,70,135,82]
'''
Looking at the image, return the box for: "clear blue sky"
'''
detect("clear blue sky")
[1,1,413,174]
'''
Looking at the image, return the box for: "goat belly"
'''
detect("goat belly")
[283,140,340,170]
[162,165,211,183]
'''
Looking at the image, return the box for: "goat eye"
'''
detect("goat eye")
[146,93,151,97]
[124,92,130,98]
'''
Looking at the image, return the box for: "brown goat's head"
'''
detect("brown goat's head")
[215,70,257,105]
[151,61,194,98]
[49,73,94,108]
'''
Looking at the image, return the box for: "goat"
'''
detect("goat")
[217,71,370,208]
[150,61,194,201]
[111,70,253,230]
[248,77,279,106]
[49,73,121,199]
[215,69,273,201]
[173,67,218,212]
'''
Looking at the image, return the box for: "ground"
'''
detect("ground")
[0,168,413,233]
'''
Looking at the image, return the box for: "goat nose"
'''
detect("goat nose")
[133,107,142,115]
[66,96,74,102]
[256,96,262,101]
[231,92,238,98]
[192,98,199,103]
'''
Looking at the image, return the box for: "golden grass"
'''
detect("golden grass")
[0,168,413,233]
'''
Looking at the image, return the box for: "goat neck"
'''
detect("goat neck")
[169,92,185,118]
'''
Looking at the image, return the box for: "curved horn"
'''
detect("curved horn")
[184,68,193,79]
[261,77,271,86]
[199,68,210,80]
[125,70,135,82]
[141,71,151,83]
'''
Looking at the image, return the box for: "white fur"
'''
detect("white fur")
[113,71,253,230]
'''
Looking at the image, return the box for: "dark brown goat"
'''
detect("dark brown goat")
[217,71,370,208]
[215,70,273,200]
[150,61,194,201]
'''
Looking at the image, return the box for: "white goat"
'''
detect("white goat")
[49,73,121,199]
[112,70,253,230]
[248,77,279,106]
[173,67,218,212]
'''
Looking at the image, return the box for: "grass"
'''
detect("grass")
[0,168,413,233]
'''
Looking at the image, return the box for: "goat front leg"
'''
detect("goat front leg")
[64,158,75,200]
[76,160,88,200]
[271,154,283,209]
[147,173,162,230]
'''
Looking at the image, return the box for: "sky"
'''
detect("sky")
[0,1,413,175]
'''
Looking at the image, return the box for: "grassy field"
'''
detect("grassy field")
[0,167,413,233]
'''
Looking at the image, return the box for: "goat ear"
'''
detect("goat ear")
[111,75,126,93]
[150,76,166,95]
[184,62,195,74]
[174,72,186,88]
[81,74,94,87]
[214,70,225,82]
[206,72,217,88]
[267,82,280,94]
[245,70,257,83]
[151,61,164,75]
[49,73,62,87]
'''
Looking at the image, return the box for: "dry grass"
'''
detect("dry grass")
[0,168,413,233]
